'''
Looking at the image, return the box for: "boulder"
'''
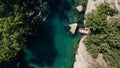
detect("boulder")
[68,23,78,34]
[76,5,83,12]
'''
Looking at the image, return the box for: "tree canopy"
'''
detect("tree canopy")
[0,0,25,62]
[84,3,120,68]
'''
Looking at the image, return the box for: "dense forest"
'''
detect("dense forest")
[0,0,49,68]
[84,3,120,68]
[0,0,25,62]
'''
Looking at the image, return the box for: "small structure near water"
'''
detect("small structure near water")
[68,23,78,34]
[76,5,83,12]
[78,28,90,34]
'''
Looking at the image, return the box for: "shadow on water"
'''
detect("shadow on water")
[22,21,58,68]
[46,0,73,12]
[21,0,74,68]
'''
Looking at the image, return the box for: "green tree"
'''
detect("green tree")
[97,3,118,16]
[84,3,120,68]
[0,0,25,62]
[85,11,107,32]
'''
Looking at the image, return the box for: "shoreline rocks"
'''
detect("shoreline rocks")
[76,5,83,12]
[68,23,78,34]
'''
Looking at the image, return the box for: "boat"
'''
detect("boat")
[78,28,90,34]
[42,15,48,22]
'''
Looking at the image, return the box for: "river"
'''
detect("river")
[23,0,83,68]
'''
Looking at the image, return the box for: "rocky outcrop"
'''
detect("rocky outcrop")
[74,0,120,68]
[85,0,120,15]
[76,5,83,12]
[68,23,78,34]
[84,0,120,24]
[74,36,95,68]
[107,13,120,21]
[73,36,108,68]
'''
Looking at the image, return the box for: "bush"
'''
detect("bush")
[84,3,120,68]
[97,3,118,16]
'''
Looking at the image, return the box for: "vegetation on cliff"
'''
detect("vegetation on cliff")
[84,3,120,68]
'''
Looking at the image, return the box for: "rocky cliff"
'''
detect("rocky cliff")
[85,0,120,14]
[74,0,120,68]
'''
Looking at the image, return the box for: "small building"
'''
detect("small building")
[68,23,78,34]
[76,5,83,12]
[78,28,90,34]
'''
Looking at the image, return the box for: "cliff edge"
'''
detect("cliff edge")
[74,0,120,68]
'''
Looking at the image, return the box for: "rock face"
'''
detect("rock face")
[68,23,78,34]
[74,36,93,68]
[76,5,83,12]
[85,0,120,15]
[74,0,120,68]
[73,36,108,68]
[84,0,120,24]
[107,13,120,21]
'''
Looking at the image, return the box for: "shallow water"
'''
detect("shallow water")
[23,0,83,68]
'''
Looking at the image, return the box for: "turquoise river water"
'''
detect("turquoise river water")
[23,0,84,68]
